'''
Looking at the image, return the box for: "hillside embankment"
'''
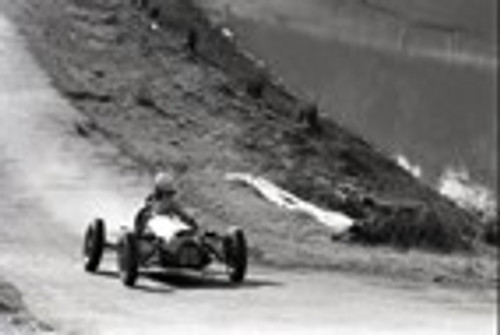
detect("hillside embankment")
[4,0,497,287]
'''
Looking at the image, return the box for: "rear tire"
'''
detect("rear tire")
[118,232,139,287]
[83,219,106,272]
[224,227,248,284]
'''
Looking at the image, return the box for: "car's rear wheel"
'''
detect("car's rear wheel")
[223,227,248,284]
[83,219,106,272]
[118,232,139,287]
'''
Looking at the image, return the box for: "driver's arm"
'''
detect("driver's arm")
[172,203,198,229]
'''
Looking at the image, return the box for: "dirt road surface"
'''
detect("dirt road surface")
[0,7,496,335]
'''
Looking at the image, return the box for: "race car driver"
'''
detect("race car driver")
[134,172,198,235]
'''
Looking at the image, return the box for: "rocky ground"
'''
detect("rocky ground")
[0,279,51,334]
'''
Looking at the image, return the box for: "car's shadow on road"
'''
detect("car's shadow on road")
[144,269,282,291]
[93,268,282,293]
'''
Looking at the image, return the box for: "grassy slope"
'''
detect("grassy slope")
[8,0,496,287]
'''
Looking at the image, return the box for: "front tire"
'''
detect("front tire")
[83,219,106,272]
[224,227,248,284]
[118,232,139,287]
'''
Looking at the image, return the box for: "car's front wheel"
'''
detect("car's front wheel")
[223,227,248,284]
[117,232,139,287]
[83,218,106,273]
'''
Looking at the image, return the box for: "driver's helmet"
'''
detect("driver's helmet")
[153,172,176,198]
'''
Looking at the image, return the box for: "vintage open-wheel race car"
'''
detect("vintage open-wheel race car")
[82,213,248,287]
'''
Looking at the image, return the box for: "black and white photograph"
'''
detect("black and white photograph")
[0,0,497,334]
